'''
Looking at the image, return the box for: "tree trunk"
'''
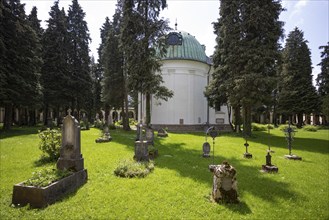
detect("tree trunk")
[297,113,303,128]
[104,104,110,125]
[227,105,234,131]
[243,104,252,137]
[233,105,242,133]
[145,92,151,126]
[44,104,49,126]
[3,103,13,130]
[28,108,36,126]
[122,92,130,131]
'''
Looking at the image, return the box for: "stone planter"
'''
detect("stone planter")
[12,169,87,208]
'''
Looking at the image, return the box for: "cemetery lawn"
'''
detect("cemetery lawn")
[1,126,328,219]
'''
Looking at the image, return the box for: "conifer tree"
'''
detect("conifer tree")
[278,27,319,127]
[102,16,125,122]
[1,0,42,129]
[98,16,113,124]
[207,0,284,136]
[205,0,242,132]
[41,0,71,124]
[316,43,329,123]
[26,6,43,125]
[120,0,172,126]
[98,16,111,68]
[90,57,102,121]
[67,0,92,118]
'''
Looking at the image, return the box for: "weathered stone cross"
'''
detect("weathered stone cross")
[67,108,72,116]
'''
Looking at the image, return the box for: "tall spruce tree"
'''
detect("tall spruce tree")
[120,0,172,126]
[41,1,71,124]
[1,0,42,129]
[278,27,319,127]
[98,16,111,68]
[90,57,102,121]
[316,42,329,123]
[101,15,125,125]
[67,0,92,118]
[26,6,43,125]
[205,0,242,132]
[98,16,118,124]
[207,0,284,136]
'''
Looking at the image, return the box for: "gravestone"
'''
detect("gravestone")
[243,140,252,159]
[81,113,89,130]
[134,141,149,161]
[134,124,149,161]
[57,110,84,172]
[157,128,168,137]
[209,161,239,203]
[261,152,278,173]
[95,125,112,143]
[202,142,211,157]
[12,110,87,208]
[145,128,154,146]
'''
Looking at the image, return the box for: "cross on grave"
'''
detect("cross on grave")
[67,108,72,116]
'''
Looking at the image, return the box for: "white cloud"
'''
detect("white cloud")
[289,0,309,19]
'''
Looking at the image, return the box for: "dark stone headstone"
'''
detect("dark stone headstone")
[134,141,149,161]
[202,142,211,157]
[157,128,168,137]
[243,141,252,159]
[243,153,253,159]
[145,128,154,146]
[261,152,278,173]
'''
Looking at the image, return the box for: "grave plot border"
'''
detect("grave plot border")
[12,169,87,208]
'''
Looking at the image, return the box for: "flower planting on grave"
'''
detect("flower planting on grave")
[114,159,154,178]
[11,112,87,208]
[23,167,73,187]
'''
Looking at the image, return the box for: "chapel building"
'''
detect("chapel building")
[138,29,231,131]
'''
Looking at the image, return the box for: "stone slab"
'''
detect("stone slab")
[285,155,302,160]
[261,165,278,173]
[243,153,253,159]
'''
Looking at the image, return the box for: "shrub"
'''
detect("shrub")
[23,167,73,187]
[115,120,123,126]
[129,118,138,126]
[251,123,273,131]
[303,125,318,132]
[38,128,61,161]
[80,120,90,130]
[114,159,154,178]
[94,119,104,129]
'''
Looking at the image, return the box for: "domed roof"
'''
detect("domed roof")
[163,31,209,64]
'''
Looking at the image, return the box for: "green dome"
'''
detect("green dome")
[163,31,208,64]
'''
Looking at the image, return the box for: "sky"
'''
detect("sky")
[22,0,329,82]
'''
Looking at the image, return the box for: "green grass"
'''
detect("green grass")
[0,126,328,219]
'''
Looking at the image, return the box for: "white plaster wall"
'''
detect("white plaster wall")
[150,60,229,125]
